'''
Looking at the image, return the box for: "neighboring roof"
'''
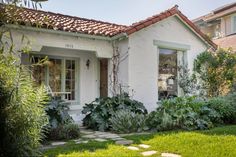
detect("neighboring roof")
[193,2,236,23]
[213,34,236,51]
[1,4,216,49]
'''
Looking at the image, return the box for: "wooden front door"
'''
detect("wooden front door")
[100,59,108,97]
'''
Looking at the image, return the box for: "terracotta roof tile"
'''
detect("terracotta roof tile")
[1,4,216,49]
[213,34,236,51]
[125,5,217,49]
[1,5,128,37]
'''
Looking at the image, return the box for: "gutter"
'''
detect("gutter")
[5,24,128,41]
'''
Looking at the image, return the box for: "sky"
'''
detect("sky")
[40,0,236,25]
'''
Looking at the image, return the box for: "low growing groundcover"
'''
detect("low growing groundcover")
[44,125,236,157]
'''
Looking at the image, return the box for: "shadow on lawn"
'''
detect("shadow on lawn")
[125,125,236,144]
[198,125,236,136]
[43,141,114,157]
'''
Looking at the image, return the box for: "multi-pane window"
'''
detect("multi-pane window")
[31,57,46,85]
[158,48,178,100]
[65,60,76,100]
[48,59,62,92]
[232,16,236,33]
[31,56,77,101]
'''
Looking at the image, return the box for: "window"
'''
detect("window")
[232,15,236,34]
[65,60,76,100]
[158,48,178,100]
[31,56,77,101]
[48,59,62,92]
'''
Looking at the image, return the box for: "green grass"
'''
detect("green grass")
[43,125,236,157]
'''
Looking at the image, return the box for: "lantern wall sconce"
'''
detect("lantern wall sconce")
[86,59,90,69]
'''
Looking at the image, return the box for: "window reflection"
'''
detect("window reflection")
[158,48,178,100]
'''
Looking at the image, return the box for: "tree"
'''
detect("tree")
[194,48,236,97]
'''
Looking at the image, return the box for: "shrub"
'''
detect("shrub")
[0,57,49,156]
[205,97,234,124]
[226,92,236,123]
[82,93,147,131]
[46,123,80,140]
[194,49,236,97]
[45,96,73,129]
[44,96,77,141]
[147,96,217,131]
[109,109,147,133]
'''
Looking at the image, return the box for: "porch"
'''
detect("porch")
[21,46,110,123]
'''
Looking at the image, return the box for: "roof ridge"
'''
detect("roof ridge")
[12,4,129,27]
[130,5,179,27]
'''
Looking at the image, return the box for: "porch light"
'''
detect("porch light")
[86,59,90,69]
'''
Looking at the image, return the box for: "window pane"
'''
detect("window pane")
[49,59,62,92]
[65,60,76,100]
[158,48,178,100]
[233,16,236,33]
[31,56,46,85]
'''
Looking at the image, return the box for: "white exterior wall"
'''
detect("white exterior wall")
[7,15,211,120]
[11,28,113,58]
[127,16,208,112]
[9,28,113,123]
[117,39,129,92]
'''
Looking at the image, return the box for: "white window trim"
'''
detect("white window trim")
[231,14,236,34]
[154,40,189,100]
[32,55,80,105]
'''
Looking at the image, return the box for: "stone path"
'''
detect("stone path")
[46,127,182,157]
[124,144,181,157]
[47,126,133,149]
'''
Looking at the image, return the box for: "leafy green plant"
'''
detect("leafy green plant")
[46,123,80,140]
[147,96,217,131]
[194,49,236,97]
[45,96,73,129]
[0,55,49,156]
[82,93,147,131]
[178,65,204,96]
[205,97,234,124]
[225,92,236,123]
[109,109,147,133]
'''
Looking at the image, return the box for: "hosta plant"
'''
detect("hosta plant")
[109,109,147,133]
[82,93,147,131]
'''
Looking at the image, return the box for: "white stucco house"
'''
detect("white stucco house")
[2,5,216,122]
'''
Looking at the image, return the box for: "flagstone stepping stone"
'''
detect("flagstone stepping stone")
[127,146,139,151]
[94,138,108,142]
[115,140,133,145]
[82,134,97,138]
[51,142,66,146]
[103,134,120,138]
[94,131,106,135]
[75,140,88,144]
[80,130,94,135]
[139,144,150,149]
[141,151,157,156]
[161,153,181,157]
[111,137,126,141]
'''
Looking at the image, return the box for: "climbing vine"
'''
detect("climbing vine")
[109,41,129,96]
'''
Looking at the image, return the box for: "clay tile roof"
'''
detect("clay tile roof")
[125,5,217,49]
[1,5,128,37]
[192,2,236,23]
[1,4,216,49]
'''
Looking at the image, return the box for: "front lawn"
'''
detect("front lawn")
[43,125,236,157]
